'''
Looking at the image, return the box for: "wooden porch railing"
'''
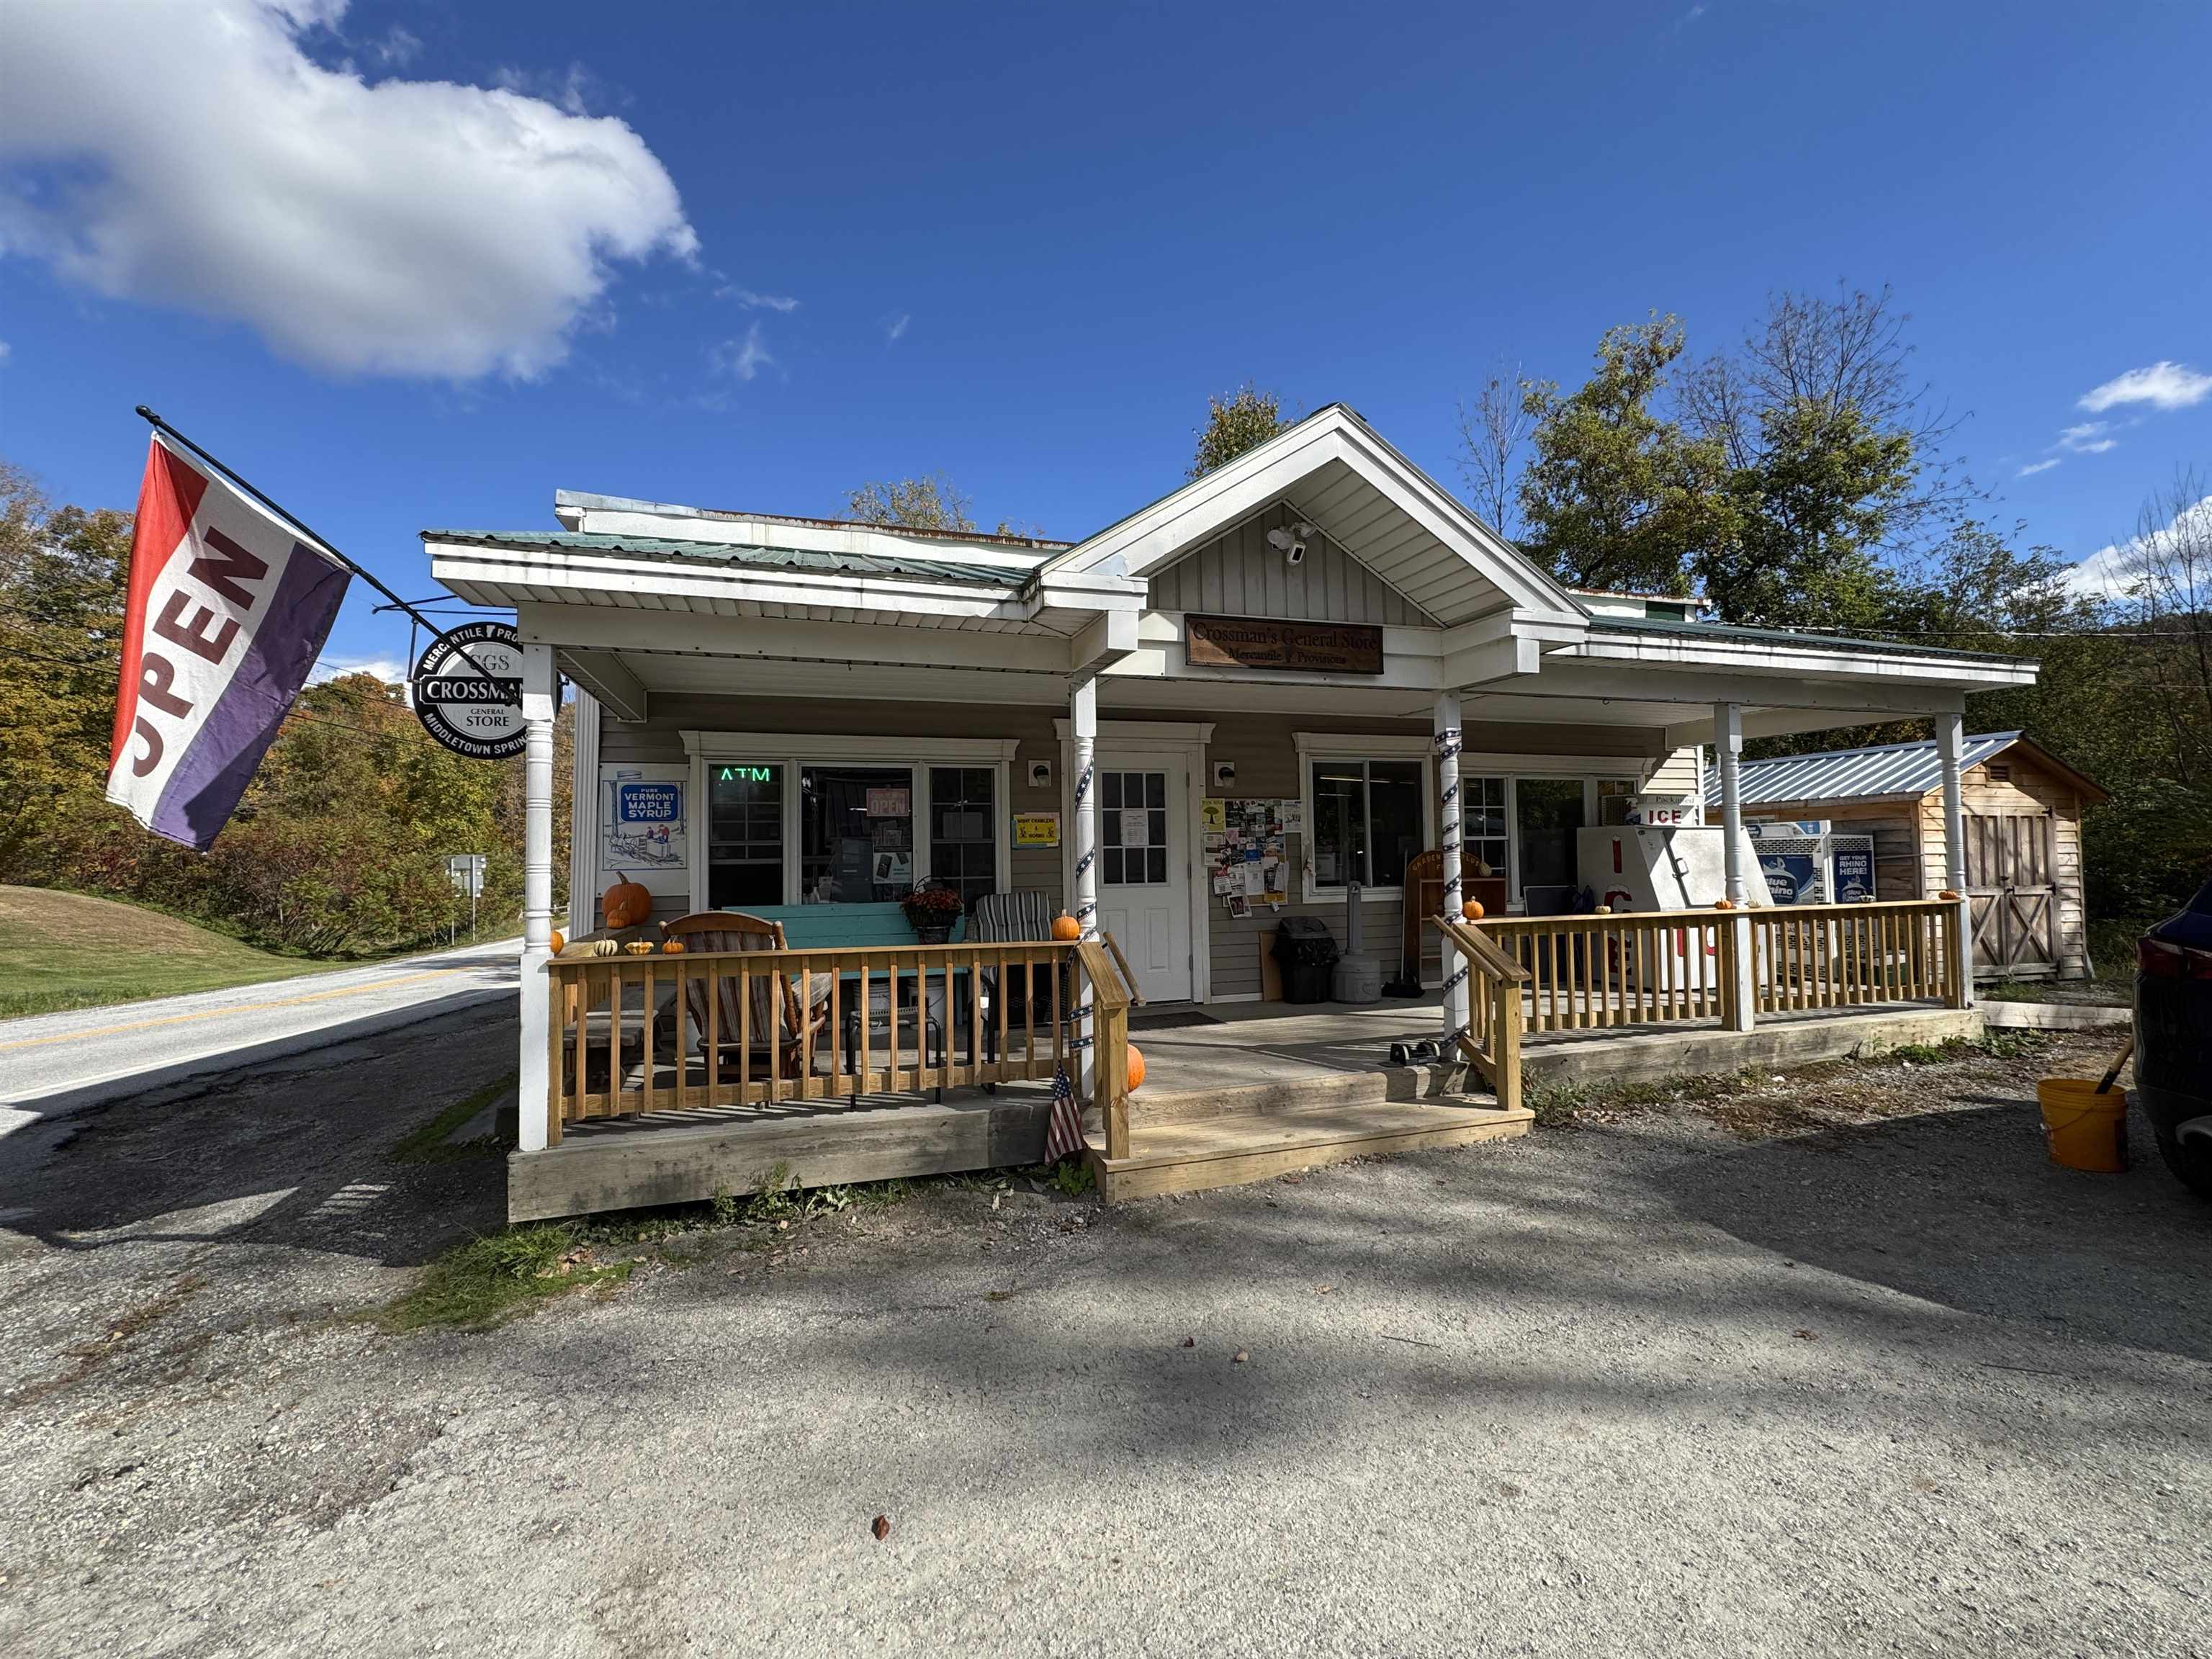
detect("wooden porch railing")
[1431,916,1529,1113]
[541,939,1097,1148]
[1473,910,1732,1033]
[1746,899,1962,1015]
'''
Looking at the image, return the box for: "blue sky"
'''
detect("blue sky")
[2,0,2207,675]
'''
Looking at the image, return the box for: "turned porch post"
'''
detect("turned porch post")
[1936,712,1976,1008]
[1434,689,1466,1052]
[1714,701,1756,1031]
[517,643,559,1153]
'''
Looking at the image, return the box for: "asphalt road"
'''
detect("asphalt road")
[0,1015,2204,1658]
[0,937,519,1130]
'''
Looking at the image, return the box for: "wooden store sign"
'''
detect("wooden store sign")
[1184,614,1385,675]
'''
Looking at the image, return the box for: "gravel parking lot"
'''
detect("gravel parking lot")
[1,1010,2205,1658]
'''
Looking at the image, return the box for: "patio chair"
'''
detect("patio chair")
[971,889,1067,1069]
[660,911,832,1082]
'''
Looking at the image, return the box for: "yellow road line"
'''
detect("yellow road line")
[0,968,480,1053]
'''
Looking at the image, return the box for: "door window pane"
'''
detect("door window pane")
[1515,778,1586,902]
[801,765,912,903]
[1102,770,1168,886]
[708,763,784,909]
[1598,778,1636,826]
[1460,775,1509,879]
[1367,761,1423,888]
[927,765,997,912]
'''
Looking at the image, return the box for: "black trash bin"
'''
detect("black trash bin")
[1272,914,1341,1004]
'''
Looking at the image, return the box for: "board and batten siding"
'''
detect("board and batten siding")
[1147,502,1436,627]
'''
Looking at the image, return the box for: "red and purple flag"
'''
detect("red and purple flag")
[104,433,349,850]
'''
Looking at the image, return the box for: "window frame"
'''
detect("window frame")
[1294,732,1434,904]
[683,732,1019,911]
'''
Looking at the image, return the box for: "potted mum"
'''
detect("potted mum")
[899,884,964,945]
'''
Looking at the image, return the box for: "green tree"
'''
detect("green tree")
[1515,317,1732,595]
[1189,384,1291,480]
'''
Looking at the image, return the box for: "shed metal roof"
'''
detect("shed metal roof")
[421,530,1021,590]
[1595,613,2019,665]
[1707,732,2026,806]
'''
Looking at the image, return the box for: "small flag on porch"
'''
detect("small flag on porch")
[105,433,349,850]
[1044,1063,1087,1163]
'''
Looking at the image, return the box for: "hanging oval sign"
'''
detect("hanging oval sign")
[410,621,526,760]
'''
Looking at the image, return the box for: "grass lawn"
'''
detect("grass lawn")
[0,885,325,1020]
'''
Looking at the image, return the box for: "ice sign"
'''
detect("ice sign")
[616,783,682,824]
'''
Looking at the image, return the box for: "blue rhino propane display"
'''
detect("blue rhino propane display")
[1746,820,1877,904]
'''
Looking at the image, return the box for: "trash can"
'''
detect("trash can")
[1272,915,1341,1004]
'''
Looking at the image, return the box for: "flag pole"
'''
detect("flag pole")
[133,405,508,690]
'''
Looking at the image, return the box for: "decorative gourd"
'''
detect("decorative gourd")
[624,940,655,956]
[662,939,688,954]
[582,938,620,958]
[1593,905,1613,916]
[549,930,565,956]
[1125,1043,1146,1092]
[1051,914,1082,942]
[603,873,653,930]
[1461,899,1485,922]
[1713,898,1735,911]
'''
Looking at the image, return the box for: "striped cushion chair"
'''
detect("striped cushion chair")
[660,911,830,1076]
[971,889,1061,1058]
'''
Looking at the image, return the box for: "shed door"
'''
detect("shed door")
[1966,811,2056,978]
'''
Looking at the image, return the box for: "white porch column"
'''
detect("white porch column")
[517,644,558,1154]
[1071,677,1099,1098]
[1936,712,1976,1007]
[1434,690,1466,1052]
[1714,701,1756,1031]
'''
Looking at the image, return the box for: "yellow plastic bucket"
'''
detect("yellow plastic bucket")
[2036,1076,2128,1173]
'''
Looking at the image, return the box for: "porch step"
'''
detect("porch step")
[1129,1062,1467,1128]
[1091,1095,1533,1204]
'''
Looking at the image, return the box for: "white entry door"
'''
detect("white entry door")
[1092,751,1193,1002]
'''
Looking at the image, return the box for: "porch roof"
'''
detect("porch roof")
[423,529,1025,593]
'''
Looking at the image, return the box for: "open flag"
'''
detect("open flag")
[104,433,349,850]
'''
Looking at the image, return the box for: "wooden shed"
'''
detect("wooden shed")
[1712,732,2107,981]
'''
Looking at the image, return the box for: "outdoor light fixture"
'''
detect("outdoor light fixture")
[1266,523,1318,565]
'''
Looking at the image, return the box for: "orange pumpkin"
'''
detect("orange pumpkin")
[661,939,687,954]
[1938,889,1962,902]
[1125,1043,1146,1092]
[1460,899,1485,922]
[1713,898,1735,911]
[1051,913,1082,941]
[549,930,565,955]
[603,873,652,930]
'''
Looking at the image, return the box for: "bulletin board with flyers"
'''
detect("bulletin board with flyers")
[1200,796,1302,917]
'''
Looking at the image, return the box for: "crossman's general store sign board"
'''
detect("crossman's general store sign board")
[1184,615,1384,675]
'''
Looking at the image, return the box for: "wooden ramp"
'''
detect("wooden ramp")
[1088,1069,1532,1203]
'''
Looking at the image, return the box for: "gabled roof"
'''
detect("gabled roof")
[422,529,1022,591]
[1036,403,1588,628]
[1704,732,2108,807]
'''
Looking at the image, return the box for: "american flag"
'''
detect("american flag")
[1044,1063,1086,1164]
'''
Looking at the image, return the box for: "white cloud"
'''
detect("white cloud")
[2079,360,2212,413]
[884,312,911,343]
[310,654,407,685]
[718,286,799,312]
[372,24,421,68]
[2064,493,2212,598]
[2016,457,2060,476]
[0,1,696,379]
[2056,421,2116,454]
[712,320,773,382]
[0,340,10,363]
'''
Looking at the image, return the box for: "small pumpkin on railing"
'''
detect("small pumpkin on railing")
[662,939,687,953]
[1714,898,1735,911]
[603,872,653,930]
[549,930,565,955]
[1461,899,1485,921]
[1125,1043,1146,1091]
[624,940,656,956]
[1051,913,1082,941]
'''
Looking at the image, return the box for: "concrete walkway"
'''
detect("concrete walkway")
[0,937,520,1131]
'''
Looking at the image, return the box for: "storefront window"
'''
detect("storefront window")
[928,766,997,911]
[801,765,912,904]
[1598,778,1637,826]
[1515,778,1586,903]
[1460,775,1509,880]
[707,763,783,909]
[1310,758,1424,889]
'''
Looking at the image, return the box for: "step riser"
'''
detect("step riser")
[1093,1110,1531,1203]
[1130,1063,1470,1126]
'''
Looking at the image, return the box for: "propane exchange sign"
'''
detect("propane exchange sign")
[410,622,526,760]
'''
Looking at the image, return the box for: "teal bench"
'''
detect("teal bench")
[737,902,967,949]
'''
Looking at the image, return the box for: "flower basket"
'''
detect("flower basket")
[899,886,963,943]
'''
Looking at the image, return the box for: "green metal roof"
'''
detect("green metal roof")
[423,529,1022,590]
[1588,613,2022,665]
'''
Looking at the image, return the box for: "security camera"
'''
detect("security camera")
[1267,525,1312,565]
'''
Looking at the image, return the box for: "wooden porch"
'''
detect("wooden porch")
[508,899,1972,1220]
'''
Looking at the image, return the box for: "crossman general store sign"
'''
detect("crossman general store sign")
[410,621,526,760]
